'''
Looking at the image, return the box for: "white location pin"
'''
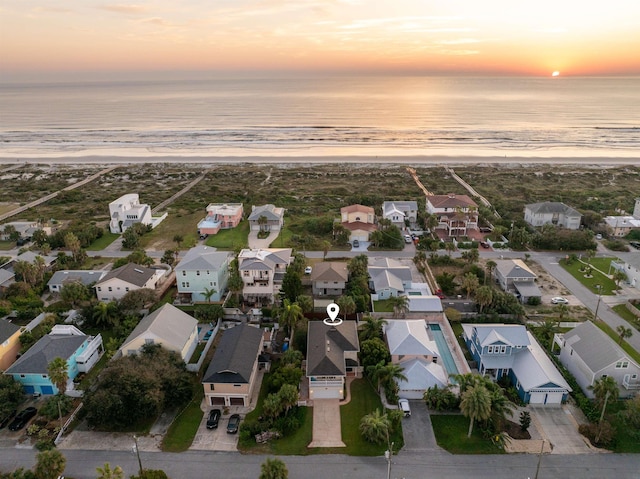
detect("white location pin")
[327,303,340,322]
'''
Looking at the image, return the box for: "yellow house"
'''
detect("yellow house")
[118,303,199,362]
[202,324,263,407]
[0,319,22,371]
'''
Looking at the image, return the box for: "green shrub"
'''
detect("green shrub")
[40,395,74,420]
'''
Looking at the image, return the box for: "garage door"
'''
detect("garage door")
[210,397,225,406]
[399,389,424,400]
[350,233,368,243]
[529,391,564,405]
[229,397,245,406]
[41,385,54,395]
[311,387,341,399]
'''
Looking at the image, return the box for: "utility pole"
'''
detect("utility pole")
[593,284,603,321]
[533,439,545,479]
[132,435,143,477]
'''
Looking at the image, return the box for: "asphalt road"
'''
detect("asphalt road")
[1,448,639,479]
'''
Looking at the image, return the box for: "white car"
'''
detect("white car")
[551,297,569,305]
[398,398,411,417]
[304,266,312,275]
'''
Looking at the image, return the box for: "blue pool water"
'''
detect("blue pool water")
[429,324,460,379]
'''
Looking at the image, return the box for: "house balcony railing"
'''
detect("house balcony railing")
[623,377,640,390]
[309,379,344,388]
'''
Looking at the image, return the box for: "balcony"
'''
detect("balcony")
[623,377,640,390]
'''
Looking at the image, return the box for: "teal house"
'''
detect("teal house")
[175,245,231,304]
[4,325,103,395]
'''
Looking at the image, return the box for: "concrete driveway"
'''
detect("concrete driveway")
[308,399,345,448]
[531,406,593,454]
[189,412,240,451]
[401,400,439,452]
[248,230,279,249]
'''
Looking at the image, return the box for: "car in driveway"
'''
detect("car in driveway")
[404,235,412,244]
[8,407,37,431]
[398,398,411,417]
[226,414,241,434]
[551,296,569,304]
[206,408,221,429]
[352,239,360,248]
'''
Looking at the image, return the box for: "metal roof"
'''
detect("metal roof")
[396,358,447,391]
[385,320,439,357]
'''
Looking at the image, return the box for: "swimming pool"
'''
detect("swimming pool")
[429,324,460,380]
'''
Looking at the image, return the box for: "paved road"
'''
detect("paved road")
[1,447,639,479]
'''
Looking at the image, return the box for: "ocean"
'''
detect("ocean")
[0,76,639,159]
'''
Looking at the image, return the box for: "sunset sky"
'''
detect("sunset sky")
[1,0,639,80]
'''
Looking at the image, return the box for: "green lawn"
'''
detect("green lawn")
[612,304,640,331]
[270,407,314,455]
[205,220,249,250]
[373,299,394,313]
[608,401,640,453]
[87,232,120,251]
[0,240,15,251]
[270,225,294,248]
[431,415,504,454]
[139,210,203,251]
[560,258,617,295]
[161,387,205,452]
[593,320,640,364]
[188,342,206,364]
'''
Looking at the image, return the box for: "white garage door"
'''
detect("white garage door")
[350,233,368,243]
[399,390,424,400]
[529,391,563,405]
[311,387,341,399]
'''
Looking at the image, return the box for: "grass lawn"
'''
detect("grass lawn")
[608,401,640,453]
[373,299,394,313]
[0,241,15,251]
[612,304,640,331]
[162,386,205,452]
[188,342,206,364]
[205,220,249,250]
[87,232,120,250]
[560,258,617,295]
[431,415,504,454]
[270,225,294,248]
[139,210,203,251]
[593,320,640,364]
[270,407,314,455]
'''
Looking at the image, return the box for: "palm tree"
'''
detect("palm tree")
[322,240,332,260]
[444,241,456,257]
[202,287,217,303]
[616,325,633,345]
[258,215,269,232]
[588,375,619,442]
[336,295,356,318]
[34,449,66,479]
[460,384,492,438]
[96,463,124,479]
[450,372,483,395]
[388,295,409,317]
[278,299,305,345]
[359,408,391,444]
[485,260,497,285]
[462,248,479,264]
[47,357,69,395]
[612,270,628,289]
[173,234,184,249]
[92,301,119,328]
[296,294,314,314]
[359,315,387,341]
[475,285,493,314]
[260,458,288,479]
[461,272,480,300]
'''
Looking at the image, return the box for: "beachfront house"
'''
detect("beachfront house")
[425,194,478,237]
[248,204,285,232]
[108,193,153,234]
[0,318,22,371]
[340,204,377,244]
[524,202,582,230]
[382,201,418,228]
[94,263,165,302]
[368,257,412,299]
[175,245,231,303]
[197,203,244,236]
[48,270,108,294]
[555,321,640,398]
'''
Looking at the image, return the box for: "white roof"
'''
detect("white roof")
[407,296,443,313]
[512,332,571,392]
[604,215,640,228]
[397,358,448,391]
[386,320,439,357]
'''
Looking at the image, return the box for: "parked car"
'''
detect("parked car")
[551,297,569,305]
[203,329,213,341]
[0,409,17,429]
[404,235,412,244]
[435,289,445,299]
[352,239,360,248]
[8,407,37,431]
[304,266,313,275]
[630,241,640,249]
[206,409,221,429]
[480,241,490,248]
[226,414,241,434]
[398,399,411,417]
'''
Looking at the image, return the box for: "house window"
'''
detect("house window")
[125,287,129,292]
[206,271,210,275]
[181,282,185,287]
[145,339,154,345]
[234,384,241,387]
[20,374,25,378]
[182,271,186,276]
[500,346,506,354]
[108,287,112,292]
[186,282,190,287]
[196,271,200,276]
[42,375,47,378]
[632,374,638,379]
[616,361,629,369]
[97,287,102,291]
[487,346,494,354]
[210,384,215,391]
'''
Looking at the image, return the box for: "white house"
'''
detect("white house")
[555,321,640,398]
[238,248,292,304]
[524,202,582,230]
[368,257,412,299]
[109,194,153,234]
[611,256,640,288]
[426,194,479,237]
[382,201,418,227]
[94,263,164,302]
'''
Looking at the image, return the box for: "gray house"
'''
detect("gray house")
[311,262,348,297]
[382,201,418,227]
[368,258,413,299]
[555,321,640,398]
[493,259,541,304]
[48,270,108,293]
[248,204,285,232]
[524,202,582,230]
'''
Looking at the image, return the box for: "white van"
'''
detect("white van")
[398,398,411,417]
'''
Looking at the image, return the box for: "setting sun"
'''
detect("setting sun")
[552,71,561,77]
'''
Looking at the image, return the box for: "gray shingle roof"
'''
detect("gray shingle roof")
[525,202,581,217]
[5,334,86,375]
[0,318,21,344]
[248,204,284,221]
[310,262,348,282]
[202,324,263,384]
[175,246,230,273]
[96,263,155,288]
[48,270,108,287]
[494,259,537,280]
[306,321,359,377]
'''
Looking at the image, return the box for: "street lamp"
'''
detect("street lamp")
[593,284,603,321]
[132,435,143,477]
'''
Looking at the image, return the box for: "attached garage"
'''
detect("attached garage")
[229,397,245,406]
[210,397,225,406]
[310,386,342,400]
[528,390,564,405]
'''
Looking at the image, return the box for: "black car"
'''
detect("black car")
[226,414,240,434]
[8,407,37,431]
[0,409,17,429]
[206,409,221,429]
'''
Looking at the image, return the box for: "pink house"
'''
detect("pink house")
[197,203,244,236]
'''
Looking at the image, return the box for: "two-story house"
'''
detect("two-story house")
[493,259,541,304]
[109,193,153,234]
[425,194,478,237]
[197,203,244,236]
[611,256,640,289]
[48,270,108,294]
[238,248,292,304]
[555,321,640,398]
[340,204,377,243]
[175,245,231,303]
[382,201,418,228]
[462,323,570,404]
[368,257,413,299]
[202,324,263,407]
[94,263,164,302]
[4,325,103,395]
[306,320,360,400]
[248,204,285,232]
[385,320,447,399]
[524,202,582,230]
[311,262,348,297]
[0,319,22,371]
[118,303,199,362]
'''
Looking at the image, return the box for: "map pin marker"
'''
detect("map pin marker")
[327,303,340,322]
